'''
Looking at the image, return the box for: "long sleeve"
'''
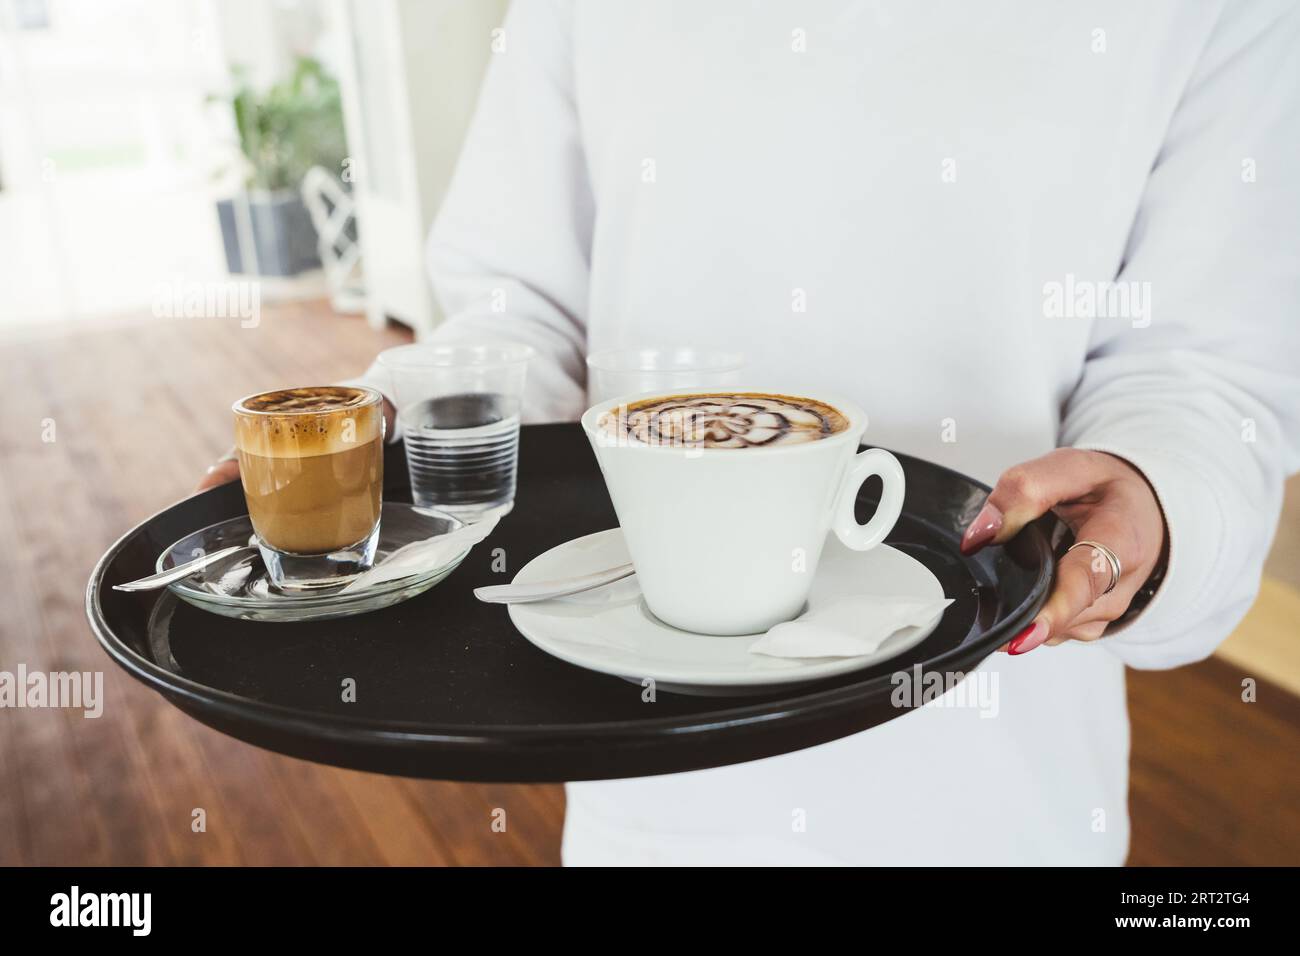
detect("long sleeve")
[1061,1,1300,669]
[350,0,591,426]
[424,0,591,423]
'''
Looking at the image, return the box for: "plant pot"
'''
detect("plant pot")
[216,191,321,277]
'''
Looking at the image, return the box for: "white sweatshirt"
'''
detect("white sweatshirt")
[359,0,1300,864]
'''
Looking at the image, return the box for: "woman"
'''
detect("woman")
[203,0,1299,864]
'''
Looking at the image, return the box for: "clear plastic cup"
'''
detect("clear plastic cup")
[377,342,534,520]
[586,347,746,404]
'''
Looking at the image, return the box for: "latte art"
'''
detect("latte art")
[598,392,850,449]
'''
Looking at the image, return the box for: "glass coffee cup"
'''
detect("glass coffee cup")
[232,386,385,590]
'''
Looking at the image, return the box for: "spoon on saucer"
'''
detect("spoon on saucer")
[474,563,635,604]
[201,553,263,596]
[112,545,255,593]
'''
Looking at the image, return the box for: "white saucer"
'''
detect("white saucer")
[507,528,946,696]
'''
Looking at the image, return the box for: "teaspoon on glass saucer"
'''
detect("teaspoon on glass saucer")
[113,545,256,592]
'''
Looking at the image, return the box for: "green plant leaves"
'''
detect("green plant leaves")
[219,56,347,193]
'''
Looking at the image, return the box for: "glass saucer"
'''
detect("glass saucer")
[157,503,467,622]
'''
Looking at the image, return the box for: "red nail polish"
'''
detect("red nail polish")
[1008,620,1048,655]
[960,501,1004,555]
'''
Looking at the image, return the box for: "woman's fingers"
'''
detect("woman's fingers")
[195,458,241,493]
[996,617,1105,653]
[1007,543,1107,654]
[1044,620,1108,646]
[1008,510,1143,653]
[971,449,1167,655]
[959,449,1106,555]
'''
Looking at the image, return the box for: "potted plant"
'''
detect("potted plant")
[211,56,348,276]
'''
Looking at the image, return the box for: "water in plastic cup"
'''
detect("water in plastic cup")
[402,392,520,517]
[378,343,533,521]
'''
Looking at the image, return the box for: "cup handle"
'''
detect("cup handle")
[833,448,905,551]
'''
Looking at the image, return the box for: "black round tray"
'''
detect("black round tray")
[87,424,1060,782]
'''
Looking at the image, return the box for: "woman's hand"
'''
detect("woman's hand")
[959,448,1167,655]
[196,455,240,493]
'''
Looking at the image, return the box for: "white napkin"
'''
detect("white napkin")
[339,515,500,594]
[748,595,954,659]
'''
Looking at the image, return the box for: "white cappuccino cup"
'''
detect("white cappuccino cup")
[581,390,905,635]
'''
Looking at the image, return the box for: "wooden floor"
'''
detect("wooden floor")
[0,300,1296,866]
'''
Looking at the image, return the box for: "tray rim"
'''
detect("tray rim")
[85,444,1056,749]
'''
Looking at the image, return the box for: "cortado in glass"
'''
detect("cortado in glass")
[232,386,385,590]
